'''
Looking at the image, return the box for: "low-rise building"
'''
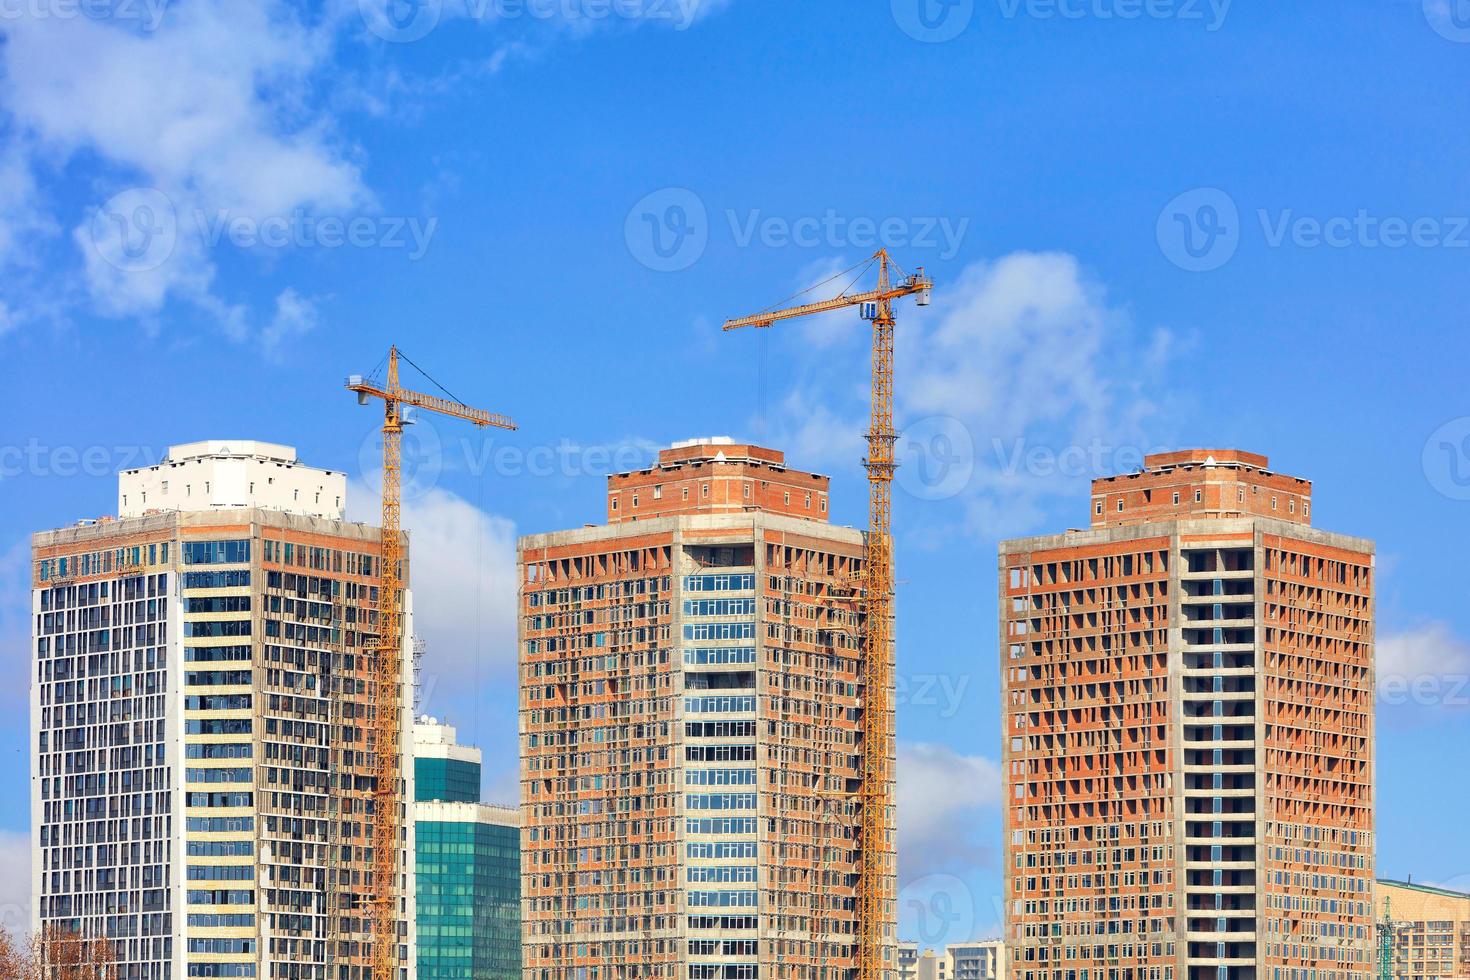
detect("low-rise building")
[899,943,920,980]
[414,719,520,980]
[900,942,1005,980]
[948,941,1005,980]
[1379,879,1470,980]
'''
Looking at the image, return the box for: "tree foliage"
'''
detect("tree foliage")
[0,925,117,980]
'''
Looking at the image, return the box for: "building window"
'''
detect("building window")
[1195,490,1203,503]
[611,497,619,511]
[1095,501,1103,515]
[683,487,690,501]
[1172,492,1180,505]
[702,484,709,498]
[1117,499,1124,512]
[653,485,663,500]
[743,483,751,499]
[632,493,639,508]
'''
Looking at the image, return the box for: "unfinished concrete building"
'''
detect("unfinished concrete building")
[1000,451,1375,980]
[518,439,883,980]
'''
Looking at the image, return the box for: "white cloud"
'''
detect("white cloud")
[902,252,1172,534]
[0,0,740,344]
[0,830,30,937]
[345,481,519,718]
[767,388,864,473]
[897,742,1001,880]
[261,288,321,356]
[5,6,360,215]
[1,1,364,336]
[768,251,1174,538]
[906,252,1114,423]
[0,139,54,269]
[1377,622,1470,714]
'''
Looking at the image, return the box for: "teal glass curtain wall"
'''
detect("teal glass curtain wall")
[415,818,520,980]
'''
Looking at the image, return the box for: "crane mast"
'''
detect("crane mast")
[1377,897,1399,980]
[723,250,933,980]
[346,348,516,980]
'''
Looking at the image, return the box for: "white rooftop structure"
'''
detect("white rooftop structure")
[413,716,482,767]
[670,436,735,449]
[118,440,347,520]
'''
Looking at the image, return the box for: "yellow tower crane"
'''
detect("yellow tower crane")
[723,249,933,980]
[346,348,516,980]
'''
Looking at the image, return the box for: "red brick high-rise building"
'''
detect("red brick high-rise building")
[999,451,1375,980]
[518,438,892,980]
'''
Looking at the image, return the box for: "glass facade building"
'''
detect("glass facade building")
[413,719,521,980]
[415,754,481,804]
[415,817,521,980]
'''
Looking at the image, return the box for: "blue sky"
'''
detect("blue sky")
[3,0,1470,943]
